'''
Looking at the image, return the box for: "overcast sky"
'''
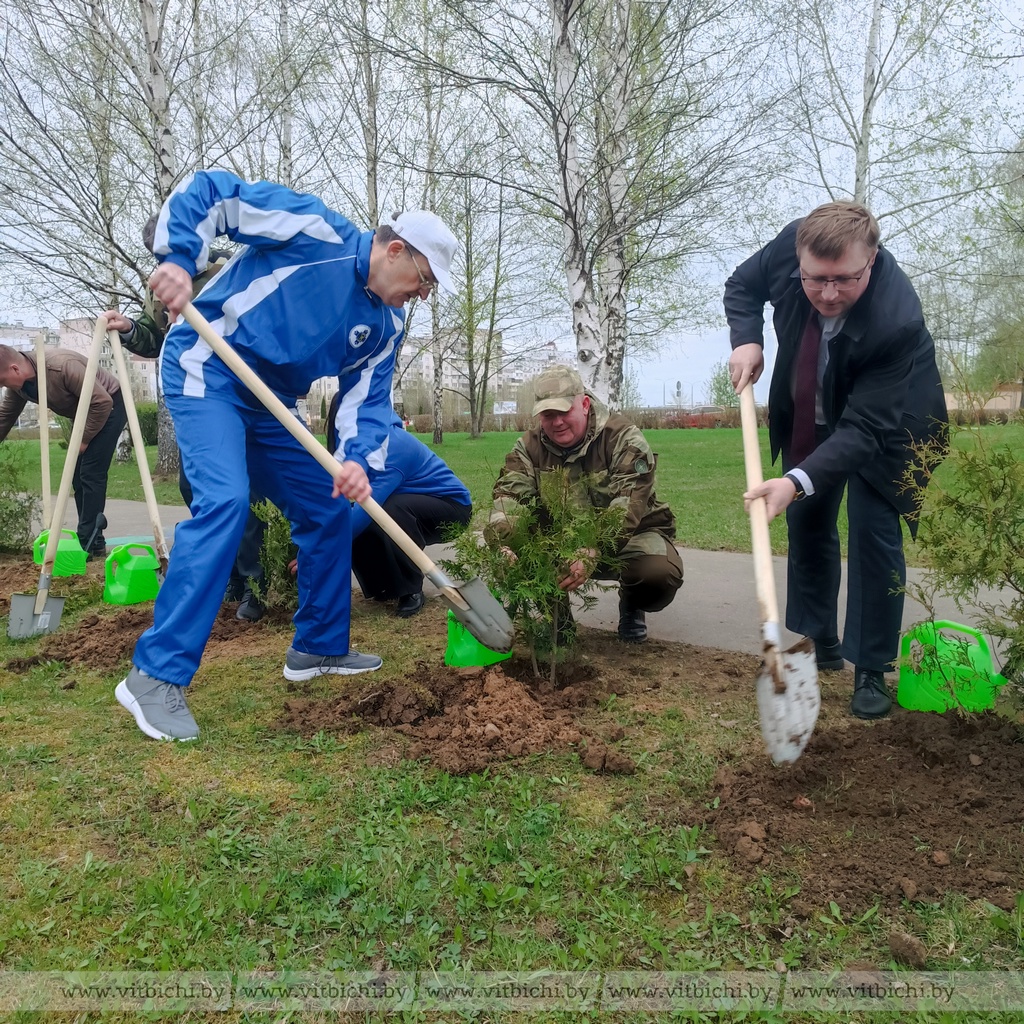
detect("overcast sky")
[628,321,778,408]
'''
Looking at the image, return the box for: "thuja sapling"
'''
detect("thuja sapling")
[447,467,625,683]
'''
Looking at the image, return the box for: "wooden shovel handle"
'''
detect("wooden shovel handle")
[35,332,51,525]
[178,303,459,596]
[35,317,107,613]
[739,384,781,627]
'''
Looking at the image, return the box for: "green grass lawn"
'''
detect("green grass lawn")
[2,423,1023,1022]
[8,422,1024,559]
[1,593,1021,1023]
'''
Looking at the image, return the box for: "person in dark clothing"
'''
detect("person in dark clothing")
[724,200,947,719]
[327,393,472,617]
[0,344,126,556]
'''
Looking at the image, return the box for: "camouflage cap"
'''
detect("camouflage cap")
[531,365,585,416]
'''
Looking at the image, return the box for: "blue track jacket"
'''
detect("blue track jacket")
[329,410,470,535]
[154,169,404,471]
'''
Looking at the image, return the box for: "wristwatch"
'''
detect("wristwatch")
[784,472,806,500]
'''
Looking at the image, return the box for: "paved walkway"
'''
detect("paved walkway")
[51,499,1007,659]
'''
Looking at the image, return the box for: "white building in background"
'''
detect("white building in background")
[0,322,58,352]
[394,335,574,410]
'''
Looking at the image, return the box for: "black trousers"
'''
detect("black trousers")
[352,493,473,600]
[73,390,127,552]
[784,444,905,672]
[179,464,266,592]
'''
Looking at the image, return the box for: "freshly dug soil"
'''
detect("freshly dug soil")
[1,558,290,673]
[276,661,638,777]
[701,709,1024,911]
[4,552,1022,911]
[0,558,42,617]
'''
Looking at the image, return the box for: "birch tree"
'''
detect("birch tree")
[401,0,777,407]
[770,0,1021,259]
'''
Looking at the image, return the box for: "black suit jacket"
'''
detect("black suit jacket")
[724,219,947,533]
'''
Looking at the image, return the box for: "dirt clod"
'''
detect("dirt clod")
[740,820,767,841]
[580,741,636,775]
[889,930,927,969]
[735,835,764,864]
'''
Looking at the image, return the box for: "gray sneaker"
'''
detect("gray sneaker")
[115,667,199,741]
[283,645,383,681]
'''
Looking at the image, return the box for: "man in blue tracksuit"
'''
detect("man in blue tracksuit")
[326,398,472,617]
[115,169,458,742]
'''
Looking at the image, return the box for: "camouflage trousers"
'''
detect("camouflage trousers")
[596,531,683,612]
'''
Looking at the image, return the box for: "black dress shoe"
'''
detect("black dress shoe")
[236,590,265,622]
[396,592,425,618]
[815,638,845,671]
[617,593,647,643]
[850,667,892,719]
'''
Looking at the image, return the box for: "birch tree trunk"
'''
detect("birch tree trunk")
[139,0,182,476]
[431,303,445,444]
[549,0,604,398]
[853,0,883,203]
[280,0,295,187]
[357,0,380,224]
[594,0,632,408]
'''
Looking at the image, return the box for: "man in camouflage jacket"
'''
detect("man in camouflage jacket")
[488,365,682,642]
[104,251,230,358]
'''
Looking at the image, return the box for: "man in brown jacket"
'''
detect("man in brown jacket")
[488,365,683,642]
[0,344,126,556]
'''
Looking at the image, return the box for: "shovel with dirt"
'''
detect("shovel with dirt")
[8,317,108,638]
[179,302,514,653]
[739,383,820,764]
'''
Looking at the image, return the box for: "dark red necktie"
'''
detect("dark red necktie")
[790,311,821,465]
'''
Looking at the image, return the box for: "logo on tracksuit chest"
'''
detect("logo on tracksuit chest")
[349,324,371,348]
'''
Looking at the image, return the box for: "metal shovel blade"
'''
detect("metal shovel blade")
[7,593,65,639]
[438,576,514,653]
[756,637,820,765]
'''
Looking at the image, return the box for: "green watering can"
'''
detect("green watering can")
[897,620,1007,713]
[33,529,87,578]
[444,610,513,668]
[103,543,160,606]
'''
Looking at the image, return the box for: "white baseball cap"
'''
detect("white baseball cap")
[390,210,459,295]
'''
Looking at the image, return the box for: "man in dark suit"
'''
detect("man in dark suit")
[725,201,947,719]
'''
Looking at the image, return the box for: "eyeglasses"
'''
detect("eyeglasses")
[406,248,435,295]
[800,257,873,291]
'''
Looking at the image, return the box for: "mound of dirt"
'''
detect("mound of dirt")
[701,710,1024,911]
[0,560,41,617]
[4,603,289,674]
[276,662,636,776]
